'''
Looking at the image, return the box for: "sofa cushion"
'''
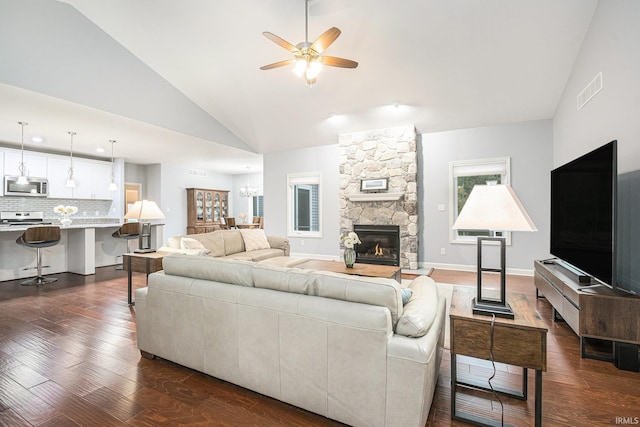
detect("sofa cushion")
[225,248,286,261]
[220,230,245,255]
[187,232,226,257]
[240,229,271,251]
[313,271,404,326]
[252,263,316,294]
[395,276,439,338]
[258,256,309,268]
[162,255,254,287]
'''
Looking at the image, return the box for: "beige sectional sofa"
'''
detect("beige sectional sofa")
[158,229,290,261]
[135,255,446,427]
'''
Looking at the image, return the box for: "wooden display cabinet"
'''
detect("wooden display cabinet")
[186,188,229,234]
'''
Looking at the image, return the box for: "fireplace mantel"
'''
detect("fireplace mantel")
[345,192,404,202]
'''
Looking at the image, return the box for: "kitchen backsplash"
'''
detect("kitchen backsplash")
[0,197,115,220]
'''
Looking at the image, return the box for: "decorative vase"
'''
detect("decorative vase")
[344,247,356,268]
[60,216,72,227]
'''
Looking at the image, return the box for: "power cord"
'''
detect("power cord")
[488,313,505,426]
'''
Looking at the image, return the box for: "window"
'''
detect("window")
[287,172,321,237]
[449,157,511,244]
[252,195,263,217]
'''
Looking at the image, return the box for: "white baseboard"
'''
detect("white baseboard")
[420,261,534,277]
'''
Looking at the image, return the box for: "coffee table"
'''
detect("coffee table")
[296,259,402,283]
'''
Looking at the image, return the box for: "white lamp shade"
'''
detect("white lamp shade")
[452,184,537,232]
[124,200,165,220]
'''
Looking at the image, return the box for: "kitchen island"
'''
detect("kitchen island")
[0,222,163,282]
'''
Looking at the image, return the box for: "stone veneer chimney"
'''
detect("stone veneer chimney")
[338,125,418,269]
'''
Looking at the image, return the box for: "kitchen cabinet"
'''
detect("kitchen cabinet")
[47,157,74,198]
[70,159,113,200]
[186,188,229,234]
[3,149,48,177]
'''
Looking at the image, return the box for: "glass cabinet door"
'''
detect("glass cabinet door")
[214,193,221,222]
[205,192,213,222]
[221,193,228,218]
[196,191,204,222]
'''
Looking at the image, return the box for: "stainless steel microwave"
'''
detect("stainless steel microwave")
[4,176,49,197]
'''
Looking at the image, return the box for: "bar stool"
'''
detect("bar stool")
[16,226,61,286]
[112,222,140,269]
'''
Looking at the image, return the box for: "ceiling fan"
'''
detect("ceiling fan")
[260,0,358,86]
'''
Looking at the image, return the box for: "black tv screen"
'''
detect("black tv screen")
[550,140,617,287]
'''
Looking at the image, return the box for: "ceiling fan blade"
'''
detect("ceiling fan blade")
[260,59,293,70]
[262,32,300,53]
[321,56,358,68]
[310,27,341,54]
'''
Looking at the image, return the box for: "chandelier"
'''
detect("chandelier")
[240,183,258,198]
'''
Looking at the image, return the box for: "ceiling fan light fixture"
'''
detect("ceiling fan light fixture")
[260,0,356,86]
[293,59,307,77]
[306,60,322,80]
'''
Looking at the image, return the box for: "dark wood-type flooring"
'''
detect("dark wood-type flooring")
[0,266,638,426]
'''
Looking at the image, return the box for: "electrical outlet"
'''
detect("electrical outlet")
[300,240,305,246]
[440,248,446,255]
[438,204,446,212]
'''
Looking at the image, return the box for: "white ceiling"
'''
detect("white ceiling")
[0,0,597,173]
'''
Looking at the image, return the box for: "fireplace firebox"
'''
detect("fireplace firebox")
[354,225,400,266]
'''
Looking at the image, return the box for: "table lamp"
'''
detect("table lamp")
[124,200,165,253]
[452,183,537,319]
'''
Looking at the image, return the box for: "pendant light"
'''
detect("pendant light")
[16,121,29,185]
[108,139,118,191]
[65,131,76,188]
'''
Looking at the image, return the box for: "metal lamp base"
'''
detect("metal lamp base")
[472,297,515,319]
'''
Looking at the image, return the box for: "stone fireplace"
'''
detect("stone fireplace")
[339,126,418,269]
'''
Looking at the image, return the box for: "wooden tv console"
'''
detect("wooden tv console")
[534,260,640,360]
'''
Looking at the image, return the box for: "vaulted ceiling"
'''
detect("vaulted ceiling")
[0,0,597,173]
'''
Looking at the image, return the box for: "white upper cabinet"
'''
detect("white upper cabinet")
[47,156,74,199]
[3,149,48,177]
[71,159,113,200]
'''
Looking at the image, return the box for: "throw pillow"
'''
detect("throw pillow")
[401,288,413,305]
[181,237,207,250]
[167,235,182,249]
[240,229,271,251]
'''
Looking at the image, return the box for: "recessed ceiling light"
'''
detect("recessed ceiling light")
[31,136,44,143]
[96,147,105,153]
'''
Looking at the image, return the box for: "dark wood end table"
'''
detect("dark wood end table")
[123,251,165,305]
[450,286,547,427]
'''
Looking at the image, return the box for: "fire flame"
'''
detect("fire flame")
[374,244,384,256]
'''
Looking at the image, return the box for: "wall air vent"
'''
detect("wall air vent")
[188,169,207,177]
[577,72,603,111]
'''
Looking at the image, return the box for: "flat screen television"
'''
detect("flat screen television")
[550,140,617,288]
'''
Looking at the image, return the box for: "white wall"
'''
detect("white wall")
[553,0,640,293]
[421,120,553,273]
[158,163,233,242]
[553,0,640,173]
[263,145,340,258]
[231,172,263,221]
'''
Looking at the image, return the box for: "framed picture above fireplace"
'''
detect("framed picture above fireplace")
[360,178,388,192]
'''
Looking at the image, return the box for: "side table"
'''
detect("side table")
[123,252,165,305]
[450,286,547,427]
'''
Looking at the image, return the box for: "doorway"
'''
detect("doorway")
[125,183,142,219]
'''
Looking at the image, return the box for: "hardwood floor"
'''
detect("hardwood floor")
[0,267,637,426]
